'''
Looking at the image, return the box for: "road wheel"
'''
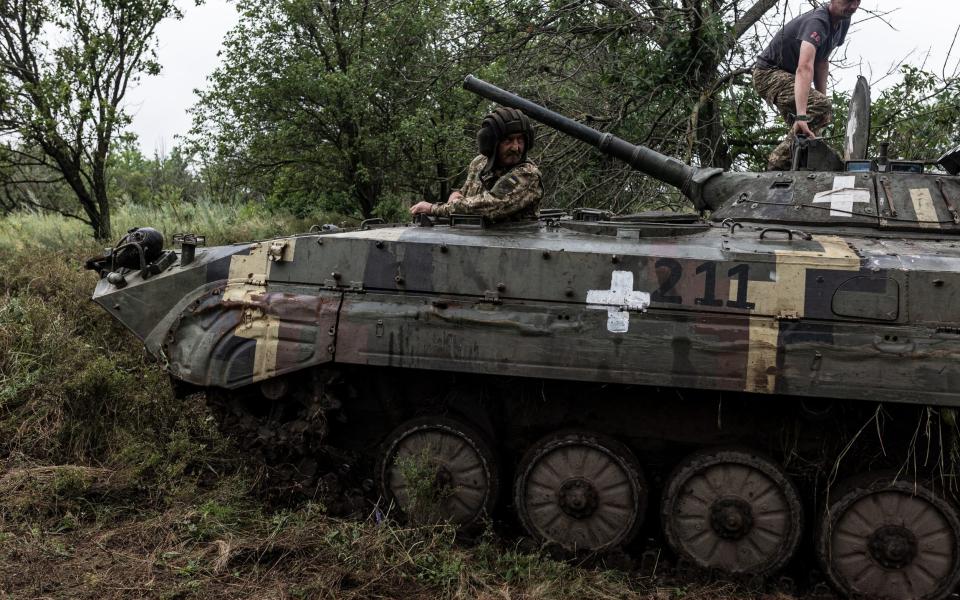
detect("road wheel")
[661,448,803,576]
[514,430,647,553]
[817,476,960,600]
[376,416,498,529]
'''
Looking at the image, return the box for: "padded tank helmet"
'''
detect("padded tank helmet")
[114,227,165,269]
[477,107,535,173]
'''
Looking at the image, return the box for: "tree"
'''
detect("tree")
[190,1,959,218]
[189,0,495,220]
[0,0,183,239]
[446,0,780,212]
[190,0,786,218]
[865,65,960,160]
[108,134,203,207]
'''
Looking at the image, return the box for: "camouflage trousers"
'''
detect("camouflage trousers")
[753,67,833,170]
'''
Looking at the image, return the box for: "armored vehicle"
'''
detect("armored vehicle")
[87,76,960,599]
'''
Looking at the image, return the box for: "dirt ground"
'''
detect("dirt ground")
[0,463,826,600]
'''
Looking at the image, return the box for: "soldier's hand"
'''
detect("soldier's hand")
[792,120,816,139]
[447,190,463,203]
[410,201,434,215]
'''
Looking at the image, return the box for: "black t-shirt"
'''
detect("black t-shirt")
[757,6,850,73]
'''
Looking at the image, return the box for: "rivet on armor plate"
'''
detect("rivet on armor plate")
[331,272,341,280]
[375,241,384,249]
[395,275,404,284]
[565,287,574,297]
[542,250,551,259]
[440,244,448,253]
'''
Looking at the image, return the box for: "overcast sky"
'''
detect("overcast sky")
[125,0,960,155]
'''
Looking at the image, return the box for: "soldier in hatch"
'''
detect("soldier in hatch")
[410,107,543,222]
[753,0,861,170]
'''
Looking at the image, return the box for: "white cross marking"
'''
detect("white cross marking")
[812,175,871,217]
[586,271,650,333]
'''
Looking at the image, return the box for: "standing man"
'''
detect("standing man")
[410,107,543,223]
[753,0,861,170]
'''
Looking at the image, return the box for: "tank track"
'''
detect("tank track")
[204,373,368,516]
[202,368,960,599]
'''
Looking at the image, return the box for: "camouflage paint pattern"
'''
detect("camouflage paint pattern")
[430,154,542,222]
[94,236,340,388]
[92,164,960,406]
[322,219,954,405]
[753,67,834,171]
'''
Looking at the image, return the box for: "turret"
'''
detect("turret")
[463,75,744,212]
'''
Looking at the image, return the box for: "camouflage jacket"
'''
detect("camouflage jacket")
[431,155,542,222]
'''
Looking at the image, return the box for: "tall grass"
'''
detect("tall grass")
[0,239,232,493]
[0,199,349,480]
[0,199,353,252]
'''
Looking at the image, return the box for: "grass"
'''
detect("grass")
[0,199,353,253]
[393,448,457,526]
[0,203,795,599]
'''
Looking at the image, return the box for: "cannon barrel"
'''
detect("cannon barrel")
[463,75,724,210]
